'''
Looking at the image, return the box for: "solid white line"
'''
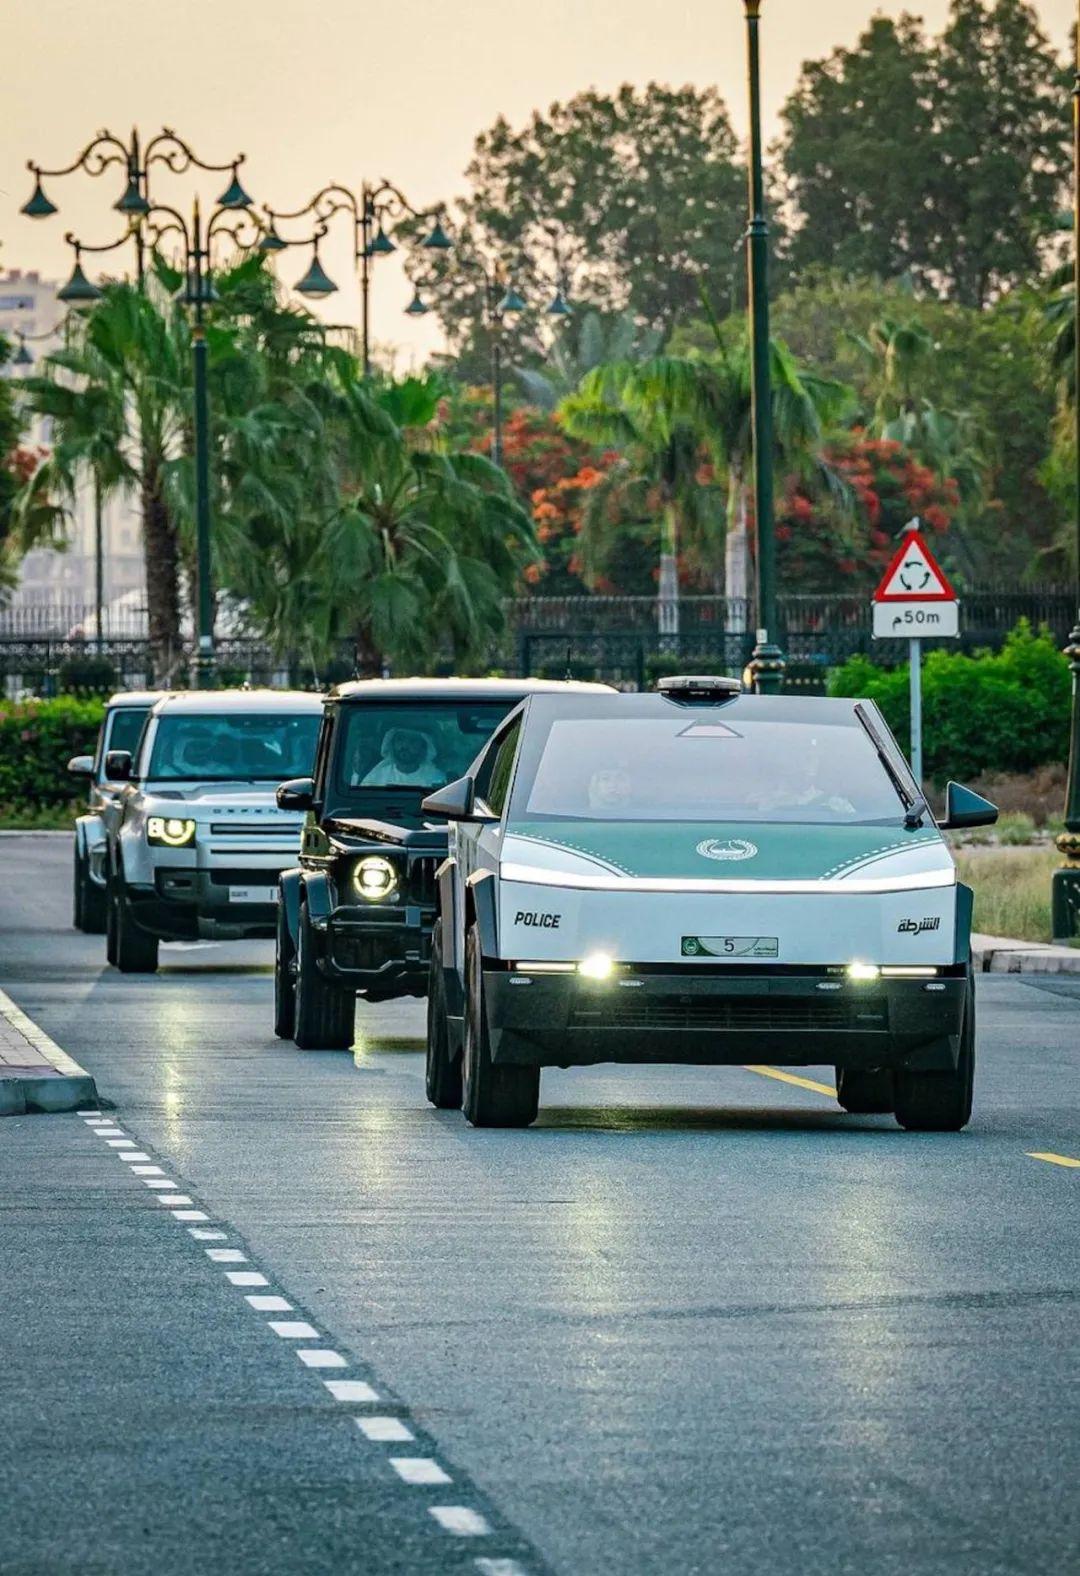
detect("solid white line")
[323,1379,380,1403]
[120,1153,152,1163]
[475,1561,529,1576]
[429,1507,491,1537]
[130,1165,165,1176]
[188,1228,226,1240]
[297,1350,347,1368]
[355,1416,414,1443]
[206,1248,247,1263]
[226,1271,269,1287]
[246,1295,292,1312]
[156,1194,194,1207]
[268,1320,319,1339]
[390,1458,452,1487]
[172,1210,209,1222]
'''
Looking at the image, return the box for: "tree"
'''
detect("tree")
[0,334,36,590]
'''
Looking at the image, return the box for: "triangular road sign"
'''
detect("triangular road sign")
[874,525,955,602]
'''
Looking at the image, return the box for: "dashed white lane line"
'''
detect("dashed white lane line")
[120,1152,152,1163]
[143,1179,178,1189]
[430,1507,492,1537]
[476,1561,529,1576]
[106,1139,136,1148]
[225,1271,269,1287]
[356,1417,414,1443]
[131,1165,165,1176]
[171,1210,208,1222]
[297,1349,347,1369]
[206,1248,247,1263]
[268,1320,320,1339]
[189,1228,226,1241]
[246,1295,292,1312]
[156,1194,194,1207]
[324,1379,380,1403]
[391,1458,453,1486]
[94,1129,125,1138]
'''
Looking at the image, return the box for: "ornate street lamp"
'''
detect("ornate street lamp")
[741,0,785,695]
[22,128,250,286]
[1052,15,1080,942]
[263,181,451,375]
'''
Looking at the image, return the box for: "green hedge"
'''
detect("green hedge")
[0,696,105,808]
[828,621,1070,782]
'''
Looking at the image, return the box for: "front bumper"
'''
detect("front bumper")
[126,866,286,940]
[314,903,435,998]
[484,964,968,1071]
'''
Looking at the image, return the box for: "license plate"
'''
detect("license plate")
[682,935,778,958]
[228,886,276,905]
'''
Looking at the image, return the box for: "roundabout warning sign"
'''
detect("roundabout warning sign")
[872,523,959,639]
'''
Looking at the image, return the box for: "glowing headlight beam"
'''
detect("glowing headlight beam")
[846,961,881,983]
[147,816,196,847]
[353,855,398,901]
[578,952,615,981]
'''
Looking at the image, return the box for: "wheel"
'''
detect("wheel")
[835,1067,894,1115]
[273,898,296,1040]
[80,854,107,935]
[426,920,463,1109]
[112,886,159,974]
[293,904,354,1050]
[461,924,539,1128]
[894,970,975,1133]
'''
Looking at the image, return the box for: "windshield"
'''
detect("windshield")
[105,707,149,760]
[518,717,905,825]
[147,712,319,782]
[333,702,513,797]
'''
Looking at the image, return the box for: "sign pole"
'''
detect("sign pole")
[909,637,923,788]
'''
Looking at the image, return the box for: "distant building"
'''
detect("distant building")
[1,268,145,629]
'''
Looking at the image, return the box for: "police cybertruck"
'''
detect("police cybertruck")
[424,678,997,1130]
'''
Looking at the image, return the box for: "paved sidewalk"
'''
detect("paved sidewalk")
[973,931,1080,975]
[0,985,97,1114]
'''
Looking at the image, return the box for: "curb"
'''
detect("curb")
[972,932,1080,976]
[0,986,98,1114]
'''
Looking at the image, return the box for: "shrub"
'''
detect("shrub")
[56,654,119,694]
[0,696,104,808]
[996,811,1037,846]
[828,622,1070,782]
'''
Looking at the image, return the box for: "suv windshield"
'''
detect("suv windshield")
[518,716,904,825]
[147,712,319,782]
[333,702,513,798]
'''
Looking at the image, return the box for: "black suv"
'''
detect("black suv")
[273,677,608,1050]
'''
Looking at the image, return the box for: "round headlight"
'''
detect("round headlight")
[353,855,398,901]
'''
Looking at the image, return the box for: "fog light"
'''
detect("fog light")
[353,855,397,900]
[578,952,614,981]
[846,961,881,983]
[147,816,196,847]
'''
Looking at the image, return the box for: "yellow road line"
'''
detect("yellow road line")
[1027,1151,1080,1169]
[743,1065,837,1098]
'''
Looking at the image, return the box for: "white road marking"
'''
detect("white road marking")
[78,1110,103,1117]
[94,1129,124,1137]
[226,1271,269,1287]
[475,1561,528,1576]
[324,1379,380,1403]
[172,1210,209,1222]
[130,1166,165,1176]
[390,1458,452,1487]
[156,1194,194,1207]
[429,1507,491,1537]
[246,1295,292,1312]
[206,1248,247,1263]
[268,1320,319,1339]
[297,1350,347,1369]
[105,1139,135,1148]
[142,1178,176,1188]
[355,1417,414,1443]
[120,1153,152,1163]
[189,1228,226,1240]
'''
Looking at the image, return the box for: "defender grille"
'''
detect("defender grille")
[569,994,888,1033]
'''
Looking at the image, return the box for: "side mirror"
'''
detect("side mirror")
[940,780,998,831]
[421,774,498,823]
[277,777,314,812]
[67,753,95,776]
[103,750,133,782]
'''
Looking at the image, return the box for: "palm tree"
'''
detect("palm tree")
[515,309,662,413]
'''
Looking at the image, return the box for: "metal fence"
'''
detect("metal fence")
[0,586,1072,696]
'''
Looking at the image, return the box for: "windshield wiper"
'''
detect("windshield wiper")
[854,703,925,826]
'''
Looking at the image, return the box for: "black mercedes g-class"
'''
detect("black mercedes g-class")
[273,677,609,1050]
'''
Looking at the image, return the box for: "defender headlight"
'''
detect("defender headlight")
[353,855,398,901]
[147,816,196,847]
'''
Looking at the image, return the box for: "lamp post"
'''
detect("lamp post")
[263,182,451,375]
[22,128,249,287]
[1052,14,1080,942]
[741,0,785,696]
[60,177,260,689]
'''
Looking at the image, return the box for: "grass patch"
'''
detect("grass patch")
[0,801,80,831]
[954,845,1059,943]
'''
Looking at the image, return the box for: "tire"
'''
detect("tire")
[112,886,159,974]
[293,904,354,1051]
[835,1067,894,1115]
[462,924,539,1128]
[426,920,462,1109]
[894,970,975,1133]
[273,898,296,1040]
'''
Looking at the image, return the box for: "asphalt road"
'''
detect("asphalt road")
[3,834,1080,1576]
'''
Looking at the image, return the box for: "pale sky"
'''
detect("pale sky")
[3,0,1075,364]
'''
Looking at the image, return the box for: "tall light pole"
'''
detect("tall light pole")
[1052,11,1080,942]
[263,182,451,375]
[742,0,785,695]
